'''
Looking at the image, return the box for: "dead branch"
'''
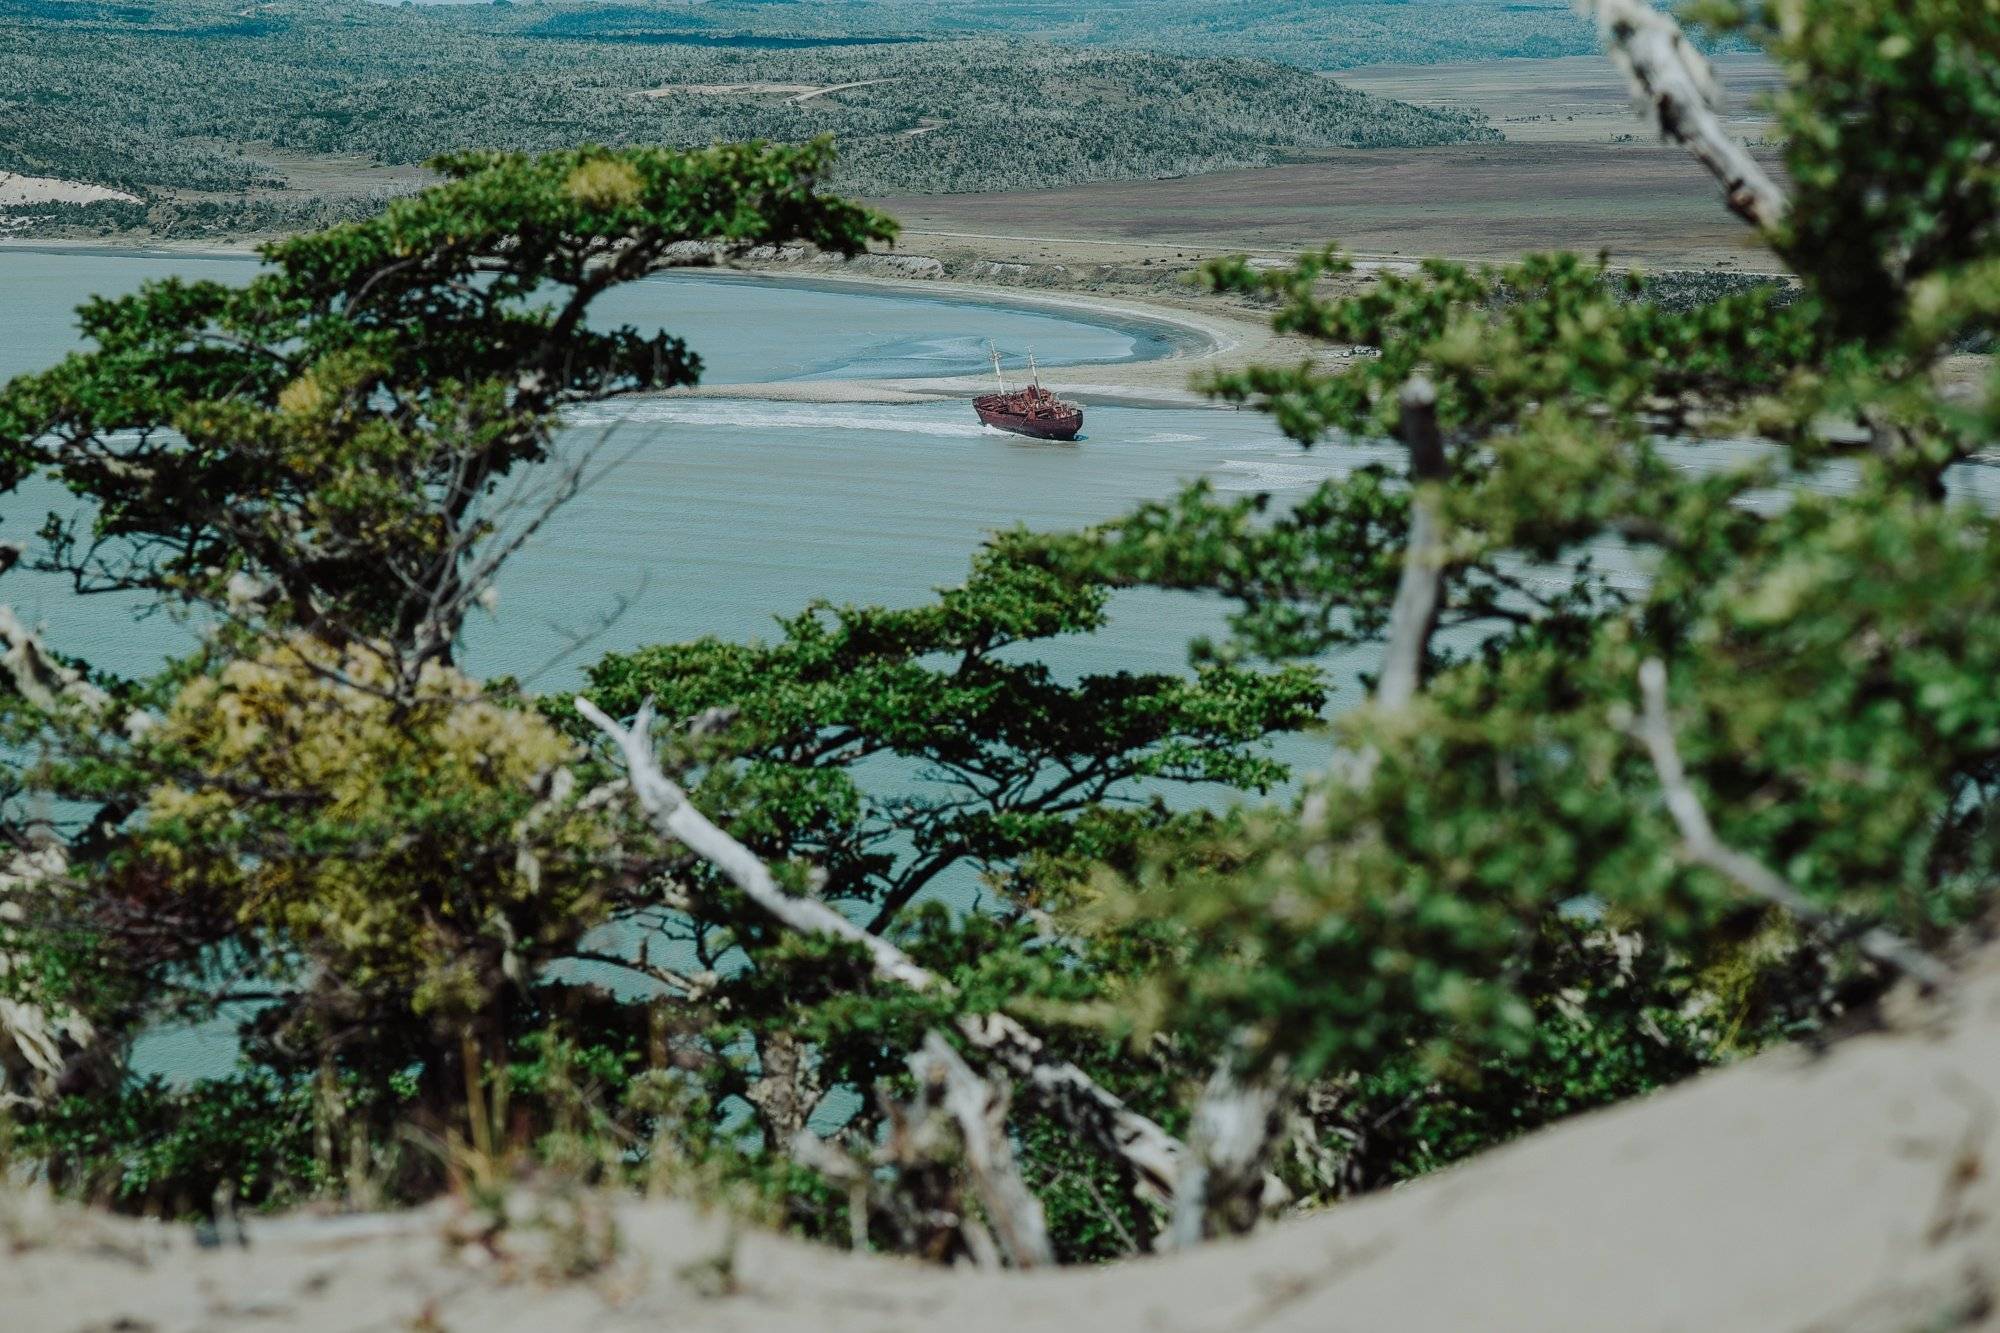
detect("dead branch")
[575,696,938,991]
[1636,658,1951,991]
[1170,1058,1290,1248]
[576,696,1195,1212]
[0,843,94,1110]
[1313,375,1454,810]
[0,606,110,716]
[911,1031,1055,1269]
[1375,375,1448,714]
[954,1012,1187,1212]
[790,1033,1054,1268]
[1586,0,1789,230]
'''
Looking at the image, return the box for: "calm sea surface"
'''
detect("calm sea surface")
[2,248,1385,1080]
[0,249,1388,693]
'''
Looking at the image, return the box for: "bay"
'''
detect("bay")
[0,250,1367,693]
[1,248,1371,1082]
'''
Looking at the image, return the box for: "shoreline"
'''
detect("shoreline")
[1,239,1302,407]
[669,268,1297,407]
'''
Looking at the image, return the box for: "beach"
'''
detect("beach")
[0,234,1326,408]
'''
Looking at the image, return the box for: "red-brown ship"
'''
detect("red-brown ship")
[974,347,1083,441]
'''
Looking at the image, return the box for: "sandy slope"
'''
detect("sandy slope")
[657,268,1323,409]
[8,947,1998,1332]
[0,175,140,208]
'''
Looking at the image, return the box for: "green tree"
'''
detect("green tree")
[0,135,1310,1244]
[3,0,1997,1267]
[0,137,894,1154]
[1005,0,1997,1225]
[562,545,1318,1254]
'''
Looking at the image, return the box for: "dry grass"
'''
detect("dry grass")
[867,53,1788,273]
[1341,52,1780,145]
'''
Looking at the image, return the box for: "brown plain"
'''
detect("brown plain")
[868,53,1788,273]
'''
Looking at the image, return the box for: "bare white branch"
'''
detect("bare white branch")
[0,606,109,716]
[576,696,1197,1209]
[1636,658,1950,991]
[1170,1058,1290,1248]
[0,846,93,1111]
[954,1012,1187,1211]
[1585,0,1789,230]
[1316,375,1450,805]
[911,1031,1055,1269]
[575,695,939,991]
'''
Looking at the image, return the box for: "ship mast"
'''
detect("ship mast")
[988,341,1008,395]
[1028,349,1041,393]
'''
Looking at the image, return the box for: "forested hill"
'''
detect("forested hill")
[535,0,1604,71]
[0,0,1498,216]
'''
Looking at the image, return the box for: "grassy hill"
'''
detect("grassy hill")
[0,0,1500,234]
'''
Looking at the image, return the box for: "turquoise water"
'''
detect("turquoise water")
[1,247,1384,1080]
[16,247,1995,1084]
[0,249,1382,695]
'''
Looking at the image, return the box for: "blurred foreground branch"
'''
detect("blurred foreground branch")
[1636,659,1950,991]
[1585,0,1788,229]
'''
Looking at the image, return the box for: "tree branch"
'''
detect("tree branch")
[911,1030,1055,1269]
[1375,375,1448,714]
[574,696,937,991]
[1586,0,1789,230]
[575,696,1195,1210]
[0,607,110,716]
[1169,1056,1289,1248]
[1635,658,1951,992]
[953,1012,1187,1212]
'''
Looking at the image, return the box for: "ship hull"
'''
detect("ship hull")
[974,399,1083,441]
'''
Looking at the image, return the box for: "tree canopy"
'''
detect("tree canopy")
[1,0,1997,1269]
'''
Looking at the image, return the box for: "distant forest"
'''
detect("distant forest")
[592,0,1605,70]
[0,0,1502,229]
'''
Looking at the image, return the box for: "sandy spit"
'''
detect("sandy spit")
[0,241,1307,405]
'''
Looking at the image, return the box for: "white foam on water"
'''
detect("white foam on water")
[1208,456,1348,492]
[566,398,989,439]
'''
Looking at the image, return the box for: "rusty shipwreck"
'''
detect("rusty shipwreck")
[973,346,1083,441]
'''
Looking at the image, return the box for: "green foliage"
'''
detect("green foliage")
[1024,0,2000,1142]
[19,1072,335,1215]
[1688,0,2000,341]
[559,543,1315,1216]
[0,138,889,1194]
[131,639,621,1031]
[574,546,1321,927]
[1311,922,1718,1189]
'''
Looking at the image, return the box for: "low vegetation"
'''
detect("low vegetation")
[0,0,1994,1271]
[522,0,1607,71]
[0,0,1496,224]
